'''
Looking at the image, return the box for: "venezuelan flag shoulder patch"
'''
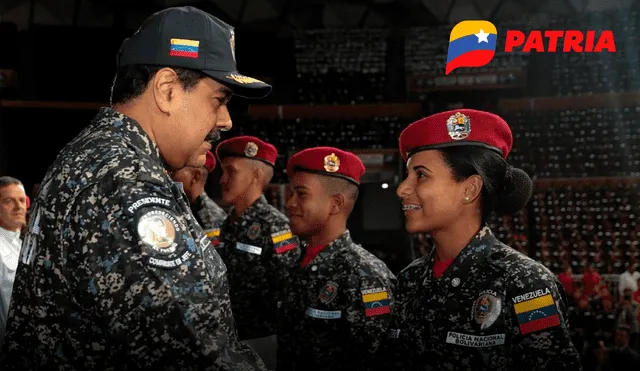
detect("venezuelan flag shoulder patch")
[271,230,297,254]
[205,228,221,246]
[512,287,561,335]
[361,287,391,317]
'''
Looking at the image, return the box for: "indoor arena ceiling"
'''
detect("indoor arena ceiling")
[0,0,637,31]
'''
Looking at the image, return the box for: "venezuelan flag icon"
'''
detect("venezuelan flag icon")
[445,20,497,75]
[169,38,200,59]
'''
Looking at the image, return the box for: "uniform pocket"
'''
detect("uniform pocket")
[304,307,343,347]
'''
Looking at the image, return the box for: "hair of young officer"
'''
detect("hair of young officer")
[439,146,532,223]
[248,160,274,189]
[110,65,208,105]
[319,176,359,214]
[0,176,23,190]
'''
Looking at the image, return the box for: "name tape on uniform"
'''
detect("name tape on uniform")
[305,307,342,320]
[236,242,262,255]
[512,287,561,335]
[128,197,171,214]
[446,332,505,347]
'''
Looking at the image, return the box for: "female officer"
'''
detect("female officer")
[378,109,582,370]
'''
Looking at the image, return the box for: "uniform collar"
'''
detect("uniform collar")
[304,230,352,269]
[424,226,496,291]
[95,107,164,169]
[192,192,210,212]
[229,195,268,222]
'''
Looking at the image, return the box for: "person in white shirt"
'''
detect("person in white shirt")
[619,263,640,296]
[0,176,27,343]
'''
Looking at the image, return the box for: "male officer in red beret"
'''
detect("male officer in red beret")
[278,146,396,371]
[172,150,227,234]
[216,136,301,352]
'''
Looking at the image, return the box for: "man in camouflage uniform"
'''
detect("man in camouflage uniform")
[278,147,396,371]
[0,7,272,370]
[215,136,301,344]
[173,150,228,237]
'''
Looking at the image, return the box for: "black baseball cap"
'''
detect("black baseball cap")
[117,6,271,99]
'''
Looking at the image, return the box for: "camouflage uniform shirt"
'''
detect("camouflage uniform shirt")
[277,230,396,371]
[377,226,582,371]
[217,195,301,340]
[0,107,267,371]
[191,191,227,237]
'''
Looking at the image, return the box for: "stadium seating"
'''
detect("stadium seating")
[550,11,640,96]
[506,107,640,178]
[532,183,640,274]
[294,29,388,104]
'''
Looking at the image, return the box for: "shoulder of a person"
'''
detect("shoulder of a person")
[484,242,545,275]
[58,134,166,185]
[343,244,394,280]
[261,207,293,235]
[486,242,560,290]
[71,171,174,219]
[342,248,394,294]
[45,144,163,209]
[256,201,287,222]
[397,255,429,282]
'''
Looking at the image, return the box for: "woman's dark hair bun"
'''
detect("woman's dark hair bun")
[496,166,532,215]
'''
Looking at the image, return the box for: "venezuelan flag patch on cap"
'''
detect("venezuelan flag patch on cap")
[169,38,200,58]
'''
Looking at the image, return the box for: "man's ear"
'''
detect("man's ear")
[191,168,203,185]
[330,193,345,215]
[151,67,180,115]
[251,166,263,186]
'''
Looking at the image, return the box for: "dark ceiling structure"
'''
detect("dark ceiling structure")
[0,0,636,31]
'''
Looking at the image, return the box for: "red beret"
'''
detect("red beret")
[216,136,278,166]
[399,109,513,161]
[287,147,365,185]
[204,151,216,172]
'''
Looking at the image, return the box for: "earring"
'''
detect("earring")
[464,196,470,202]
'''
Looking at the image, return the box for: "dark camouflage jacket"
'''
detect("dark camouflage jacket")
[0,107,267,371]
[192,191,227,233]
[217,195,301,340]
[377,226,582,371]
[277,230,396,371]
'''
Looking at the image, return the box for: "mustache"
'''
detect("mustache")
[206,130,221,143]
